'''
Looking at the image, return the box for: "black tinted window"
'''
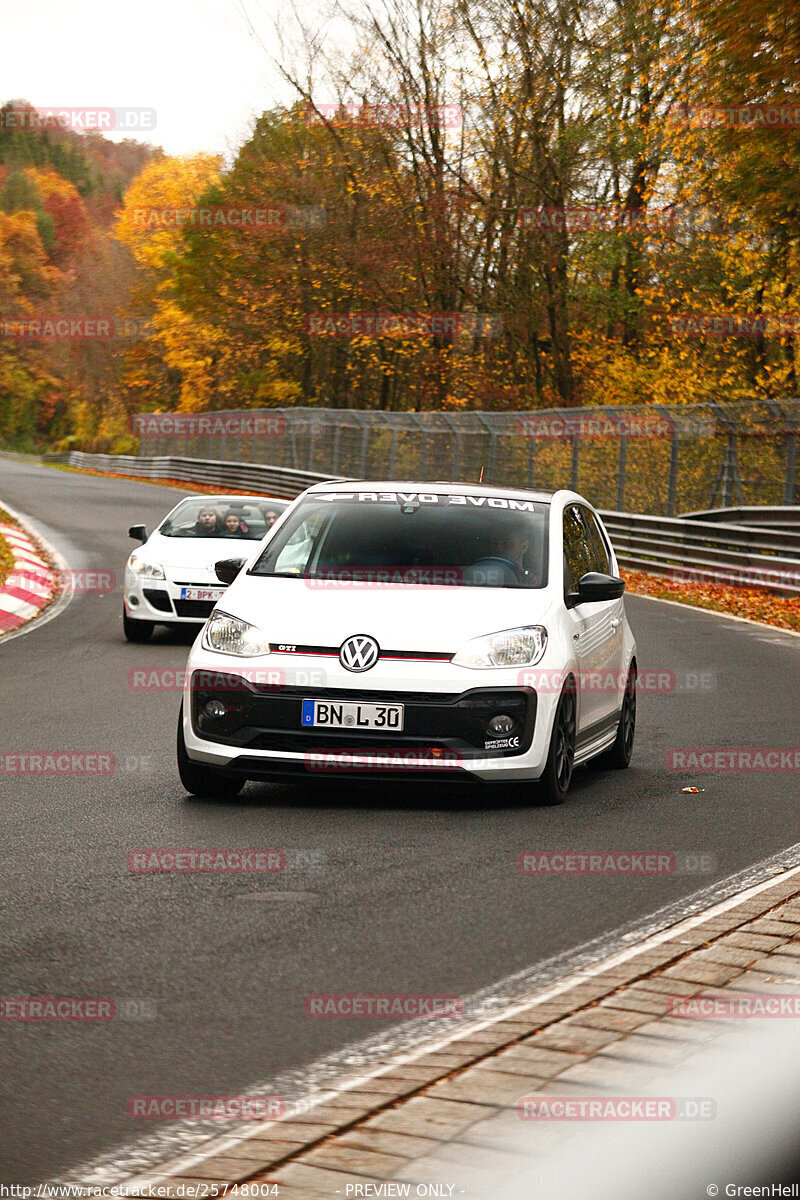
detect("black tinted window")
[579,507,611,574]
[250,493,550,588]
[563,506,594,595]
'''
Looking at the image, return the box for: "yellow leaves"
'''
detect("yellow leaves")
[114,154,222,272]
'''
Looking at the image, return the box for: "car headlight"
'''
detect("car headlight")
[128,556,165,580]
[202,611,270,657]
[452,625,547,669]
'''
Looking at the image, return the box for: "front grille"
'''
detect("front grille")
[190,681,535,756]
[174,599,216,618]
[143,589,172,613]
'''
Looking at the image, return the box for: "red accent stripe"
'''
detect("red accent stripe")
[0,609,25,631]
[1,586,50,608]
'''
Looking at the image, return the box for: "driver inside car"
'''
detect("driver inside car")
[462,526,532,586]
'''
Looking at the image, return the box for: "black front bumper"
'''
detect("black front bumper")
[189,673,536,761]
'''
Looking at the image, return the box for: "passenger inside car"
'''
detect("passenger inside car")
[191,506,221,537]
[222,511,246,537]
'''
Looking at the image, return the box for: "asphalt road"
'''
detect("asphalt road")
[2,457,800,1184]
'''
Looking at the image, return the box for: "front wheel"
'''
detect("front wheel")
[123,607,153,643]
[177,705,245,798]
[600,661,636,769]
[537,678,577,805]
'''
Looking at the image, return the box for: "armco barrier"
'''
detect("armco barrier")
[39,451,333,500]
[681,505,800,531]
[33,451,800,596]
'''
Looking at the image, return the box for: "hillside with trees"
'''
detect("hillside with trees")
[1,0,798,449]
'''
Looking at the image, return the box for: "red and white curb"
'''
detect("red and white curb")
[0,520,60,635]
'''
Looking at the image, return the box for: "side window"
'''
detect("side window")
[579,507,611,574]
[562,505,593,597]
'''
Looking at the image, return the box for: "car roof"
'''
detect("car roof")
[305,480,556,503]
[175,495,288,505]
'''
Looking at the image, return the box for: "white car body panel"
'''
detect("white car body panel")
[123,495,290,627]
[180,483,636,784]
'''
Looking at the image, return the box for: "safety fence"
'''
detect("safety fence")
[129,399,800,516]
[34,450,800,595]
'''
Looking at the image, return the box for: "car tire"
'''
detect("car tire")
[600,661,636,769]
[538,677,577,805]
[177,705,245,798]
[123,607,154,643]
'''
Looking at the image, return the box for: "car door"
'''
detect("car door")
[562,504,624,742]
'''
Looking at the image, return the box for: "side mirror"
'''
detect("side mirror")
[214,558,246,585]
[128,524,148,543]
[576,571,625,603]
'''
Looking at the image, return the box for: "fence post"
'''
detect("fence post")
[332,423,342,474]
[307,417,316,471]
[616,437,628,511]
[388,426,398,476]
[570,435,580,491]
[526,435,535,487]
[784,430,798,503]
[359,422,369,476]
[667,432,680,516]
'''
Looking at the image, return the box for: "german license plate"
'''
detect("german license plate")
[301,700,405,731]
[180,587,225,601]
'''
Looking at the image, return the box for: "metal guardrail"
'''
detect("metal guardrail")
[39,451,335,501]
[34,450,800,596]
[682,504,800,531]
[600,511,800,596]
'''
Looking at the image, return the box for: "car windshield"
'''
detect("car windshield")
[249,492,549,588]
[159,498,285,540]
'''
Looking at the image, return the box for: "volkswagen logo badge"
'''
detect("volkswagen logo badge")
[339,634,380,672]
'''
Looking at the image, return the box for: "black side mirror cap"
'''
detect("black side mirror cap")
[128,524,148,543]
[576,571,625,603]
[214,558,246,585]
